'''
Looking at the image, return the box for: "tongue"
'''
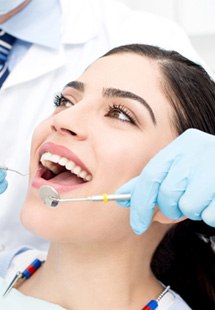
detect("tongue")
[50,171,84,185]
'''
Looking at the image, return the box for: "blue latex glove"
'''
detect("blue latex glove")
[0,169,8,194]
[116,129,215,234]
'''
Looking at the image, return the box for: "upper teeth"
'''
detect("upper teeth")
[40,152,92,181]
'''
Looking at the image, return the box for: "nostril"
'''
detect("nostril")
[51,125,77,136]
[51,125,57,132]
[62,128,77,136]
[69,130,77,136]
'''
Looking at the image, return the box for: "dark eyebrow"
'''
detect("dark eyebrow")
[63,82,156,125]
[103,87,156,125]
[64,81,85,92]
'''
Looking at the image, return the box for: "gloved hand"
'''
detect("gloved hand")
[0,169,8,194]
[116,129,215,234]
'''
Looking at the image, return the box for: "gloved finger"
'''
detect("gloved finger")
[157,158,189,219]
[127,156,175,234]
[129,153,178,228]
[130,181,159,234]
[201,197,215,227]
[116,175,158,233]
[157,179,186,219]
[0,179,8,194]
[179,181,214,220]
[115,177,138,207]
[0,169,7,182]
[130,206,154,235]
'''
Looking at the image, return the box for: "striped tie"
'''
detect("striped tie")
[0,29,16,87]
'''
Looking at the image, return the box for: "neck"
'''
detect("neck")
[20,227,165,309]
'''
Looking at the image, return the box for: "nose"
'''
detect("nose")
[51,104,91,140]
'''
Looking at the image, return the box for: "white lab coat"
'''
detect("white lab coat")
[0,0,207,251]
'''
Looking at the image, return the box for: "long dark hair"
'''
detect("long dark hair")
[103,44,215,309]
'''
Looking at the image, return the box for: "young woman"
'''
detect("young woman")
[0,44,214,309]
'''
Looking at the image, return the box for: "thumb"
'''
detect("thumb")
[115,177,138,207]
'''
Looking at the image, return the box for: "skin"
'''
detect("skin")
[0,0,30,23]
[20,53,180,309]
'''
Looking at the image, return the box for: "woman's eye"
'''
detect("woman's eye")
[105,104,136,125]
[53,94,74,108]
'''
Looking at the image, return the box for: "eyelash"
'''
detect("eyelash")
[105,104,136,125]
[53,93,74,107]
[53,94,136,125]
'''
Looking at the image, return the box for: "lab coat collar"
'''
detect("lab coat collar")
[2,44,66,89]
[2,0,99,89]
[0,0,61,49]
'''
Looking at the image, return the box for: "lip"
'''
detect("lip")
[32,142,92,193]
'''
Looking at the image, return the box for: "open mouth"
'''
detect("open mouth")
[39,152,92,186]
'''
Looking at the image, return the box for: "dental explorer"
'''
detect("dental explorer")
[0,165,28,176]
[39,185,131,208]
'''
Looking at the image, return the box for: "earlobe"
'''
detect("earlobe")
[152,206,186,224]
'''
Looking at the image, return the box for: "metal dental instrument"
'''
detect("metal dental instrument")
[0,165,28,176]
[39,185,131,208]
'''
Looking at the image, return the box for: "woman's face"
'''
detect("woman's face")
[21,53,177,243]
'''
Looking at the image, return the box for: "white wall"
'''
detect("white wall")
[118,0,215,72]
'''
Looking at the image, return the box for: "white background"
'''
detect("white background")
[118,0,215,72]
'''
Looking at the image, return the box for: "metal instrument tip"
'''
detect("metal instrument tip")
[39,185,60,207]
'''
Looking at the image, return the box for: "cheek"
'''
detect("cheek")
[95,130,174,190]
[94,134,150,190]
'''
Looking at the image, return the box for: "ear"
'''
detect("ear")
[152,205,186,224]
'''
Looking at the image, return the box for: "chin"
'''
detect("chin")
[21,192,132,245]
